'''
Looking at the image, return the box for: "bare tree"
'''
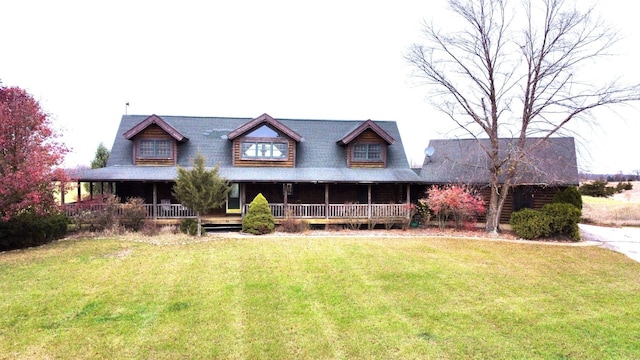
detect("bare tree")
[407,0,640,233]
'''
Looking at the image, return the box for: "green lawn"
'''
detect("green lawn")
[1,235,639,359]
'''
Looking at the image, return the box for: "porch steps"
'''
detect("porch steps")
[202,223,242,233]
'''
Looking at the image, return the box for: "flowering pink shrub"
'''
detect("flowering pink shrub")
[422,185,486,229]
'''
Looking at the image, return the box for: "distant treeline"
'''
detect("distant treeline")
[580,173,639,182]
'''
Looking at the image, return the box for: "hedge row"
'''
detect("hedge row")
[0,212,69,251]
[510,203,581,241]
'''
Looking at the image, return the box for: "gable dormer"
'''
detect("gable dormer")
[123,114,188,166]
[337,120,395,168]
[228,114,302,167]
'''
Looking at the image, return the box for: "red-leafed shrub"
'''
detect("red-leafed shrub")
[421,185,486,229]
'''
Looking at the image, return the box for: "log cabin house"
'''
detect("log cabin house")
[68,113,423,228]
[66,113,579,228]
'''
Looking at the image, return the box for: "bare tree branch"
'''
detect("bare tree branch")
[407,0,640,232]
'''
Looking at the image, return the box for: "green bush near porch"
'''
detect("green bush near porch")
[510,203,581,241]
[509,208,550,240]
[242,193,275,235]
[179,218,200,236]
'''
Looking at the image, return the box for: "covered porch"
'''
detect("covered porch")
[62,180,417,227]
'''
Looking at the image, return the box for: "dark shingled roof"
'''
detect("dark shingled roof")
[79,114,421,183]
[419,137,579,186]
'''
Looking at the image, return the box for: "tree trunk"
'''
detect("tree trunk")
[197,213,202,237]
[485,182,511,234]
[485,184,500,233]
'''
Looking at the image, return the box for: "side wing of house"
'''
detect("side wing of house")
[419,137,580,222]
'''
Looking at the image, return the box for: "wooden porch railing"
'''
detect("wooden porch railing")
[63,203,411,220]
[63,203,197,219]
[248,203,412,219]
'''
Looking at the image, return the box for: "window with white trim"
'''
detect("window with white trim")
[138,139,172,158]
[240,125,288,161]
[353,143,382,161]
[241,141,288,160]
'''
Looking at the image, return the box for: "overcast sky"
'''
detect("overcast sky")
[2,0,639,174]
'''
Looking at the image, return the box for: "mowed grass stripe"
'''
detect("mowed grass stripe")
[1,236,639,359]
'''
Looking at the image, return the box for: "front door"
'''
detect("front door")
[227,183,241,214]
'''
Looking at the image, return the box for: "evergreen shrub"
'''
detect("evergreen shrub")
[0,211,69,251]
[616,181,633,192]
[578,180,616,197]
[509,208,550,240]
[542,203,581,241]
[180,218,199,236]
[552,187,583,210]
[242,193,275,235]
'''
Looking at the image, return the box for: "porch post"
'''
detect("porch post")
[367,184,372,219]
[325,184,329,219]
[406,184,411,219]
[77,181,82,203]
[89,182,94,201]
[241,183,246,216]
[60,182,65,205]
[283,183,288,205]
[152,183,157,219]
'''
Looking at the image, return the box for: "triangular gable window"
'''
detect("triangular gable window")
[227,113,302,142]
[246,125,282,138]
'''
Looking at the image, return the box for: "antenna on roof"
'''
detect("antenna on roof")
[424,146,435,162]
[125,102,129,115]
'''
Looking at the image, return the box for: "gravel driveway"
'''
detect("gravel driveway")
[579,224,640,262]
